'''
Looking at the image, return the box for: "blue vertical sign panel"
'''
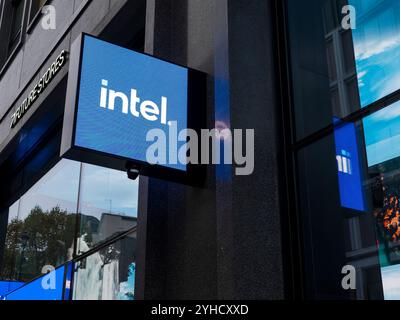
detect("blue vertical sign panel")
[334,121,365,212]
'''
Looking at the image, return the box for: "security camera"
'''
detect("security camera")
[126,162,140,180]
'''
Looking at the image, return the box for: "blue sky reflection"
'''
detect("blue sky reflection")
[350,0,400,167]
[351,0,400,107]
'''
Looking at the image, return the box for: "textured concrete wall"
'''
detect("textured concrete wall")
[137,0,218,300]
[226,0,285,299]
[139,0,285,300]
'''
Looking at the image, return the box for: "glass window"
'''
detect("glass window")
[296,122,383,299]
[350,0,400,107]
[341,30,356,74]
[1,157,139,284]
[8,0,25,54]
[287,0,400,300]
[287,0,360,140]
[76,164,138,254]
[1,160,81,283]
[1,200,22,281]
[326,39,337,82]
[72,231,136,300]
[28,0,47,23]
[363,101,400,167]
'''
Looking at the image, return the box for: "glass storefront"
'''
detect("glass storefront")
[77,164,138,254]
[2,160,80,283]
[1,229,136,300]
[287,0,400,299]
[0,158,138,297]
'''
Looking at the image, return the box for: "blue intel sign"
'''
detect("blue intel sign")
[62,34,202,177]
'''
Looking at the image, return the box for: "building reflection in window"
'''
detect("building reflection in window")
[0,159,139,285]
[72,231,136,300]
[287,0,400,300]
[350,0,400,107]
[363,101,400,167]
[76,164,138,254]
[287,0,360,140]
[1,160,80,283]
[348,0,400,299]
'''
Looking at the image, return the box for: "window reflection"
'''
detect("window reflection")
[77,164,138,254]
[365,112,400,299]
[73,231,136,300]
[1,160,80,282]
[1,159,139,285]
[346,0,400,299]
[29,0,48,23]
[296,107,400,299]
[288,0,400,300]
[8,0,24,54]
[287,0,360,140]
[363,101,400,167]
[2,201,22,282]
[350,0,400,107]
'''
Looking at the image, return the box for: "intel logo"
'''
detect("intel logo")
[99,79,168,125]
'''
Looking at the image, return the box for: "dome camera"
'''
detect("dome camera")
[126,162,140,180]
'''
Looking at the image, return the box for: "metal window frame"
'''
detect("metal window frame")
[26,0,52,34]
[272,0,305,300]
[0,0,29,79]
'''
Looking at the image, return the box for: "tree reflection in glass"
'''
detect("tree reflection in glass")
[2,205,77,282]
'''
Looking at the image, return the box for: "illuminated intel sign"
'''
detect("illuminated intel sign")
[61,34,205,182]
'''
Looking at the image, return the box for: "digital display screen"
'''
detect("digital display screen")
[0,281,24,299]
[74,35,189,171]
[5,266,65,300]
